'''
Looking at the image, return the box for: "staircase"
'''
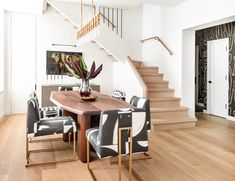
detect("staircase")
[131,59,197,131]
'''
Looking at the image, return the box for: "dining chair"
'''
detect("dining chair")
[130,96,151,131]
[112,90,126,101]
[59,86,73,91]
[26,97,77,166]
[86,108,148,181]
[30,91,63,118]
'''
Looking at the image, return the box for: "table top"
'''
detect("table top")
[50,91,134,115]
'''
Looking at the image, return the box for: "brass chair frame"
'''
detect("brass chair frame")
[26,132,77,167]
[87,127,133,181]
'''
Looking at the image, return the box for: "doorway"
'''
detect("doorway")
[207,38,229,118]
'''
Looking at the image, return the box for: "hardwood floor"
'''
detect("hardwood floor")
[1,113,235,181]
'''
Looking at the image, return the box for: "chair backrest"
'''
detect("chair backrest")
[59,86,73,91]
[26,98,40,136]
[112,90,126,101]
[97,108,148,158]
[130,96,151,131]
[30,91,40,107]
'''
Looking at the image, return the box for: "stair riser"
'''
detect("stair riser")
[148,91,174,98]
[138,68,158,74]
[150,100,180,108]
[147,83,168,89]
[152,122,196,131]
[151,111,188,119]
[133,62,143,68]
[143,75,163,82]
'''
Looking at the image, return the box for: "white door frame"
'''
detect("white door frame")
[207,38,229,118]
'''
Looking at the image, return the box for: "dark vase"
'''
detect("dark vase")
[79,79,91,97]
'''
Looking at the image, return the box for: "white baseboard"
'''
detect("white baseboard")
[203,109,209,114]
[227,116,235,122]
[196,103,205,107]
[0,113,5,122]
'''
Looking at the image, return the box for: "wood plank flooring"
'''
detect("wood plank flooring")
[1,113,235,181]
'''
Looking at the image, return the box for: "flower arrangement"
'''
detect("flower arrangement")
[64,55,102,80]
[64,55,103,97]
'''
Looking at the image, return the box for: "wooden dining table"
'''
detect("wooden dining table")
[50,91,134,162]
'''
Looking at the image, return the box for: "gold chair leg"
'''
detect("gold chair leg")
[26,136,29,164]
[73,132,76,160]
[69,132,71,145]
[118,127,133,181]
[118,128,122,181]
[129,129,133,181]
[25,132,77,167]
[87,138,90,169]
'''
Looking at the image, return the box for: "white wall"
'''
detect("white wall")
[182,30,195,116]
[113,60,144,102]
[48,0,93,27]
[0,9,5,118]
[122,5,143,60]
[11,13,36,114]
[2,6,114,114]
[36,7,114,106]
[161,0,235,115]
[4,12,12,115]
[142,4,163,67]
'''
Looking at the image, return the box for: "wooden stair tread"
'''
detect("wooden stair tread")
[141,73,163,76]
[132,60,143,63]
[148,88,174,92]
[137,66,158,69]
[139,72,159,75]
[151,107,188,112]
[146,80,169,83]
[150,97,180,101]
[152,117,197,125]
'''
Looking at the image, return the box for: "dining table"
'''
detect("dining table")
[50,91,134,162]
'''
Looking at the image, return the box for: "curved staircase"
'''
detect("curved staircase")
[131,59,197,131]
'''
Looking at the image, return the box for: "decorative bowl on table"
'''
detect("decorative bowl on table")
[81,95,97,101]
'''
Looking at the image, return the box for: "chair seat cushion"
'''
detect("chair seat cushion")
[28,116,77,138]
[40,106,63,118]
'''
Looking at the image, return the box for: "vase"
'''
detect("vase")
[79,79,91,97]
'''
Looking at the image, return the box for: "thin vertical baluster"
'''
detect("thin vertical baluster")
[80,0,83,28]
[116,8,118,35]
[108,8,110,27]
[112,8,114,31]
[103,7,105,23]
[121,9,123,38]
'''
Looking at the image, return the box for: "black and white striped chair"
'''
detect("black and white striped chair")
[26,98,77,166]
[112,90,126,101]
[130,96,151,131]
[30,91,63,118]
[86,108,148,180]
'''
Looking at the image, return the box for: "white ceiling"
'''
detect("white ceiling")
[0,0,45,14]
[0,0,187,14]
[55,0,188,9]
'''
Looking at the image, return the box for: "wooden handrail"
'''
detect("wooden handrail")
[141,36,173,55]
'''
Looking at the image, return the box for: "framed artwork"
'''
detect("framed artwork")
[46,51,82,75]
